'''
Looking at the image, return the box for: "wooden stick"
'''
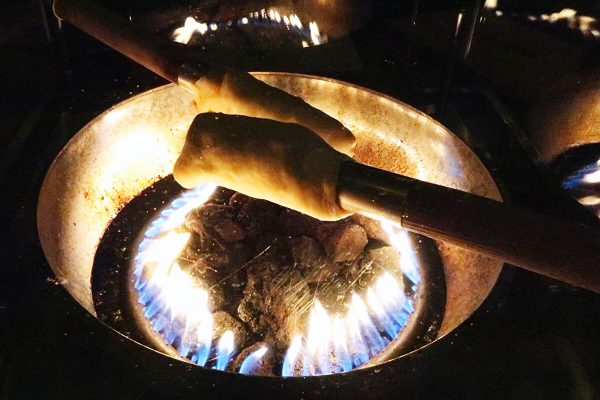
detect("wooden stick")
[53,0,181,83]
[338,161,600,293]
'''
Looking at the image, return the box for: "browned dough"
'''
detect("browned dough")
[174,113,352,221]
[190,68,356,156]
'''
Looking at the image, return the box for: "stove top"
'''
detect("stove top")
[2,1,600,398]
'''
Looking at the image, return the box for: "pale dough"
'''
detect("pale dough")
[174,113,352,221]
[189,68,356,156]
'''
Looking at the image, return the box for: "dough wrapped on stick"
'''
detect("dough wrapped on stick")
[185,68,356,156]
[174,113,352,221]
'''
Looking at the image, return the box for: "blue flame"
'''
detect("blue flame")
[346,310,370,367]
[173,8,327,47]
[239,346,269,375]
[563,162,599,189]
[133,182,423,377]
[134,184,234,369]
[281,223,421,377]
[281,336,302,377]
[352,295,389,357]
[381,222,421,284]
[215,331,235,371]
[190,345,210,367]
[562,159,600,219]
[332,337,353,373]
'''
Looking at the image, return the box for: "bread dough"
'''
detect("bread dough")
[188,68,356,156]
[174,113,352,221]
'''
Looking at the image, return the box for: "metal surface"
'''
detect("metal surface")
[37,73,503,357]
[527,74,600,164]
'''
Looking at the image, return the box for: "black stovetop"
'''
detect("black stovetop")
[2,1,600,399]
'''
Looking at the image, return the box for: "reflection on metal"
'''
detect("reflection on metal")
[463,0,482,60]
[580,196,600,207]
[455,12,464,39]
[173,8,327,47]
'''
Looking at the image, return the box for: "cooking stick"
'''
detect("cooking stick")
[53,0,600,292]
[338,161,600,293]
[53,0,197,85]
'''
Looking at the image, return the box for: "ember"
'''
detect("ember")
[132,181,426,376]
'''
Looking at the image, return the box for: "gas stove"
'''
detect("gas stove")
[2,1,600,398]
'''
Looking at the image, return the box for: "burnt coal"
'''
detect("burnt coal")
[315,223,368,262]
[233,194,280,238]
[277,209,319,236]
[213,219,246,242]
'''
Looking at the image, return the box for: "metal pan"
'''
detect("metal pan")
[37,72,503,363]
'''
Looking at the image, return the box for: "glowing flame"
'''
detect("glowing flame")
[281,335,303,377]
[305,300,332,375]
[582,160,600,184]
[136,231,190,276]
[173,16,208,44]
[381,221,420,284]
[546,8,576,22]
[563,158,600,218]
[309,21,323,45]
[579,196,600,206]
[281,225,418,376]
[483,0,497,10]
[216,331,235,371]
[137,260,216,363]
[171,8,327,46]
[564,159,600,189]
[489,6,599,39]
[239,346,269,375]
[135,184,238,369]
[134,183,421,376]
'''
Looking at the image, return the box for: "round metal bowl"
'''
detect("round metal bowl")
[37,73,503,373]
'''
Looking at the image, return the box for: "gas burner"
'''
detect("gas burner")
[127,182,428,376]
[563,158,600,217]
